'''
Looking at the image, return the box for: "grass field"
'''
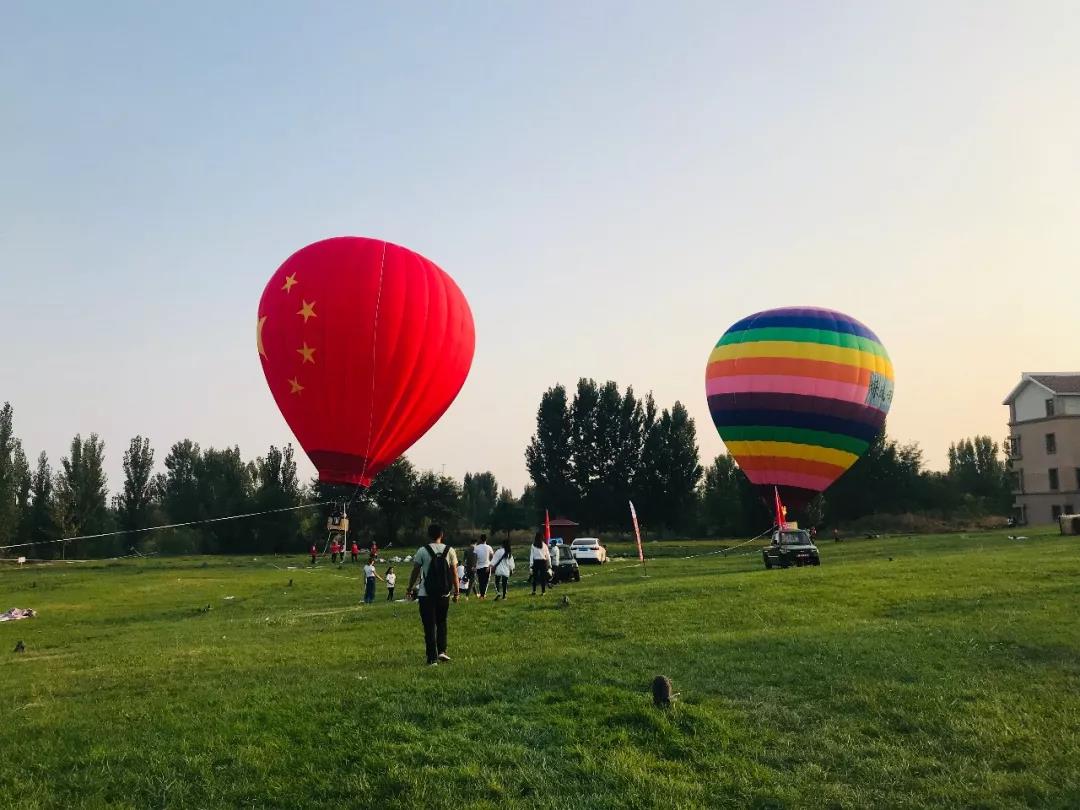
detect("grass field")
[2,529,1079,809]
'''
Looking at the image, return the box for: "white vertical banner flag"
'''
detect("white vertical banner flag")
[629,500,644,563]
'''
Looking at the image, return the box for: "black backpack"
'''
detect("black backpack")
[424,543,454,597]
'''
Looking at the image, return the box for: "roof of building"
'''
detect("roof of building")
[1030,374,1080,394]
[547,517,579,526]
[1003,373,1080,404]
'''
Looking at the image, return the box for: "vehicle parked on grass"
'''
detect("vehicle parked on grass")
[551,543,581,582]
[570,537,607,564]
[762,528,820,569]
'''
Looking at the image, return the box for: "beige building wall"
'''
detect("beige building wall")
[1009,405,1080,524]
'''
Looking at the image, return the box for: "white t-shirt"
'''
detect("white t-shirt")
[412,543,459,597]
[529,544,550,564]
[363,564,376,579]
[386,572,396,588]
[474,542,493,567]
[456,564,467,581]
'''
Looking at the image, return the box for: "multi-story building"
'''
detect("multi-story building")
[1003,373,1080,524]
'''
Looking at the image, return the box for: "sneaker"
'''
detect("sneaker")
[427,660,438,667]
[437,653,451,662]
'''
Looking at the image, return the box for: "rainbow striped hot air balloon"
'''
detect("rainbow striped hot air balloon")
[705,307,894,511]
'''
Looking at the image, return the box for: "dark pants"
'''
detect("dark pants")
[495,574,508,598]
[351,552,358,563]
[310,554,317,564]
[477,568,491,597]
[465,568,476,597]
[418,596,450,663]
[387,587,395,601]
[364,577,376,603]
[531,561,548,594]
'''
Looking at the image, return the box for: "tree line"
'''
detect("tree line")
[698,432,1013,537]
[524,380,1013,537]
[0,393,1015,557]
[0,402,539,558]
[525,379,703,534]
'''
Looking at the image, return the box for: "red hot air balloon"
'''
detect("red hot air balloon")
[257,237,475,486]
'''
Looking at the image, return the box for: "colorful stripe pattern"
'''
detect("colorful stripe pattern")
[706,307,893,506]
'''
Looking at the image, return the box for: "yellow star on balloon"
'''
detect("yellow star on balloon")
[282,273,298,293]
[288,377,304,394]
[297,343,316,364]
[256,315,267,357]
[297,300,316,323]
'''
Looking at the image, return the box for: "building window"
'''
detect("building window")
[1009,436,1021,458]
[1052,505,1062,520]
[1046,433,1057,454]
[1008,471,1022,491]
[1049,468,1059,490]
[1066,504,1076,515]
[1076,468,1080,490]
[1046,398,1055,417]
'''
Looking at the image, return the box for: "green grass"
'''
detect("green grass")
[2,530,1079,809]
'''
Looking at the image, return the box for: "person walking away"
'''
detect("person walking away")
[351,541,360,563]
[474,534,494,598]
[330,539,340,563]
[406,524,459,666]
[310,543,318,565]
[492,539,515,600]
[370,541,379,562]
[363,560,383,604]
[385,567,397,601]
[530,533,551,596]
[463,539,478,599]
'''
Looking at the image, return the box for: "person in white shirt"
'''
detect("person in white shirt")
[456,562,471,598]
[473,534,494,598]
[529,532,551,595]
[363,561,383,604]
[492,538,515,600]
[385,567,397,601]
[405,525,460,666]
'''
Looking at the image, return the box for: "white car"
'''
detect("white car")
[570,537,607,564]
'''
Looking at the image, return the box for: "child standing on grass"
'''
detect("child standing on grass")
[456,561,470,600]
[310,543,318,565]
[363,560,383,603]
[351,541,360,563]
[385,567,396,600]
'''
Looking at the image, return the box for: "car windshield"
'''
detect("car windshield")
[778,531,810,545]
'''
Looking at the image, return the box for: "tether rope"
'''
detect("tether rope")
[0,501,332,552]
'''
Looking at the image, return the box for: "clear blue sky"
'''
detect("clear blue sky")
[3,2,1079,494]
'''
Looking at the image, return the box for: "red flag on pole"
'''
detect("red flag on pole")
[773,486,786,529]
[544,509,551,542]
[629,500,644,563]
